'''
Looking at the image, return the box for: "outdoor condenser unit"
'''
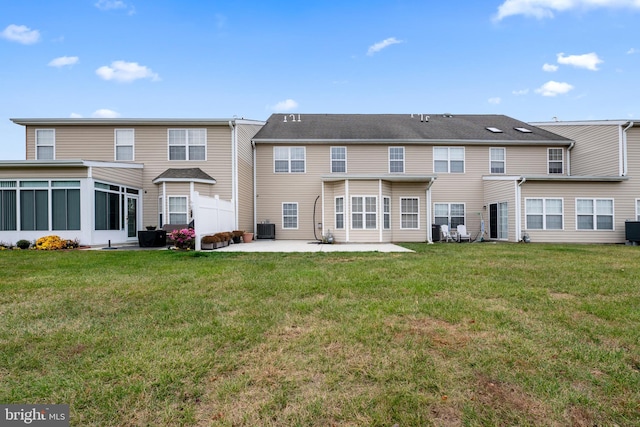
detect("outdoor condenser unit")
[257,223,276,239]
[625,221,640,243]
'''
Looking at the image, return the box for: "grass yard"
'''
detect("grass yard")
[1,243,639,426]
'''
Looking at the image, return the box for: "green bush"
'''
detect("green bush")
[16,239,31,250]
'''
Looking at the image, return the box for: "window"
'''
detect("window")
[401,197,419,229]
[490,147,505,174]
[52,181,80,230]
[168,129,206,161]
[389,147,405,173]
[168,196,188,224]
[434,203,465,228]
[525,198,563,230]
[577,199,613,230]
[352,196,377,229]
[36,129,55,160]
[331,147,346,173]
[434,147,464,173]
[274,147,305,173]
[283,203,298,229]
[335,197,344,229]
[115,129,134,161]
[0,182,17,231]
[95,183,121,230]
[383,197,390,229]
[637,199,640,221]
[20,181,49,231]
[548,148,563,174]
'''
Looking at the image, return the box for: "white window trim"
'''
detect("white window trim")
[167,129,207,161]
[167,195,189,224]
[433,147,465,173]
[524,198,564,230]
[636,198,640,221]
[434,202,466,227]
[575,198,614,231]
[548,148,564,174]
[489,147,506,174]
[274,147,306,173]
[115,129,135,161]
[330,146,347,173]
[400,197,420,230]
[389,146,405,174]
[282,202,299,229]
[383,196,391,230]
[351,195,377,230]
[35,129,55,160]
[335,196,345,229]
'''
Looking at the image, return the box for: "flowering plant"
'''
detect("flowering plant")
[169,228,196,249]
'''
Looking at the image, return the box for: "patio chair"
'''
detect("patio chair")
[457,224,471,242]
[440,224,455,242]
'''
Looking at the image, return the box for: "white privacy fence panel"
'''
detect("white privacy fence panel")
[191,191,235,250]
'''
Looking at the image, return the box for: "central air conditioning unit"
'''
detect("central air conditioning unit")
[257,223,276,239]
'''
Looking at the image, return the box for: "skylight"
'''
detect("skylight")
[515,127,532,133]
[486,127,503,133]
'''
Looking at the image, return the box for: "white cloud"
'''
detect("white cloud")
[96,60,160,83]
[92,109,121,118]
[69,113,83,118]
[627,48,638,54]
[268,99,299,112]
[494,0,640,21]
[48,56,79,68]
[488,97,502,105]
[512,88,530,95]
[367,37,404,56]
[557,52,603,70]
[95,0,135,14]
[542,63,558,72]
[1,24,40,44]
[535,81,574,97]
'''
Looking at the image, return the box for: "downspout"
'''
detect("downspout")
[252,139,257,234]
[622,122,633,177]
[516,177,526,242]
[426,178,435,243]
[379,179,383,243]
[566,142,575,176]
[229,120,238,229]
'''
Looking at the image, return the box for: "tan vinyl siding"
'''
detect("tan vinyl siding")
[504,146,562,175]
[0,167,88,179]
[483,179,517,241]
[92,167,143,188]
[236,123,262,232]
[391,182,429,242]
[537,124,620,176]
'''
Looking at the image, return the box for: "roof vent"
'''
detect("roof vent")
[515,127,532,133]
[420,114,429,122]
[283,114,301,123]
[486,127,503,133]
[443,113,453,118]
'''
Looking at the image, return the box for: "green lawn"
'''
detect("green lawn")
[1,243,639,426]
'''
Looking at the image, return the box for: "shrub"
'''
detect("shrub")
[35,235,67,251]
[16,239,31,250]
[169,228,196,249]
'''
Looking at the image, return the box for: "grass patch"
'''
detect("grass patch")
[1,244,639,425]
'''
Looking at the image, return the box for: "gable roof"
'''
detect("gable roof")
[152,168,216,184]
[253,114,572,145]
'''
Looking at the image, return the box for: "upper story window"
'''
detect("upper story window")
[490,147,506,174]
[525,198,563,230]
[434,147,464,173]
[389,147,405,173]
[36,129,55,160]
[548,148,564,174]
[115,129,134,161]
[274,147,305,173]
[168,129,206,161]
[576,199,613,230]
[331,147,346,173]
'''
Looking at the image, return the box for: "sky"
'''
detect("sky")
[1,0,639,160]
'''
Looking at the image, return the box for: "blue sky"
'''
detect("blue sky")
[1,0,639,159]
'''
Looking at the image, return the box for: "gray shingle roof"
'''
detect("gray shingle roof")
[253,114,572,143]
[153,168,216,184]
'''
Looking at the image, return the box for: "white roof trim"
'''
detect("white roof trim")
[321,173,436,183]
[0,159,143,169]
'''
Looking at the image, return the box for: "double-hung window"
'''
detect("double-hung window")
[283,202,298,229]
[331,147,346,173]
[168,196,188,224]
[352,196,377,229]
[490,147,505,174]
[274,147,305,173]
[115,129,134,161]
[383,197,391,229]
[576,199,613,230]
[434,203,465,228]
[0,181,17,231]
[168,129,206,161]
[434,147,464,173]
[36,129,55,160]
[548,148,563,174]
[335,197,344,229]
[525,198,563,230]
[401,197,419,229]
[389,147,405,173]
